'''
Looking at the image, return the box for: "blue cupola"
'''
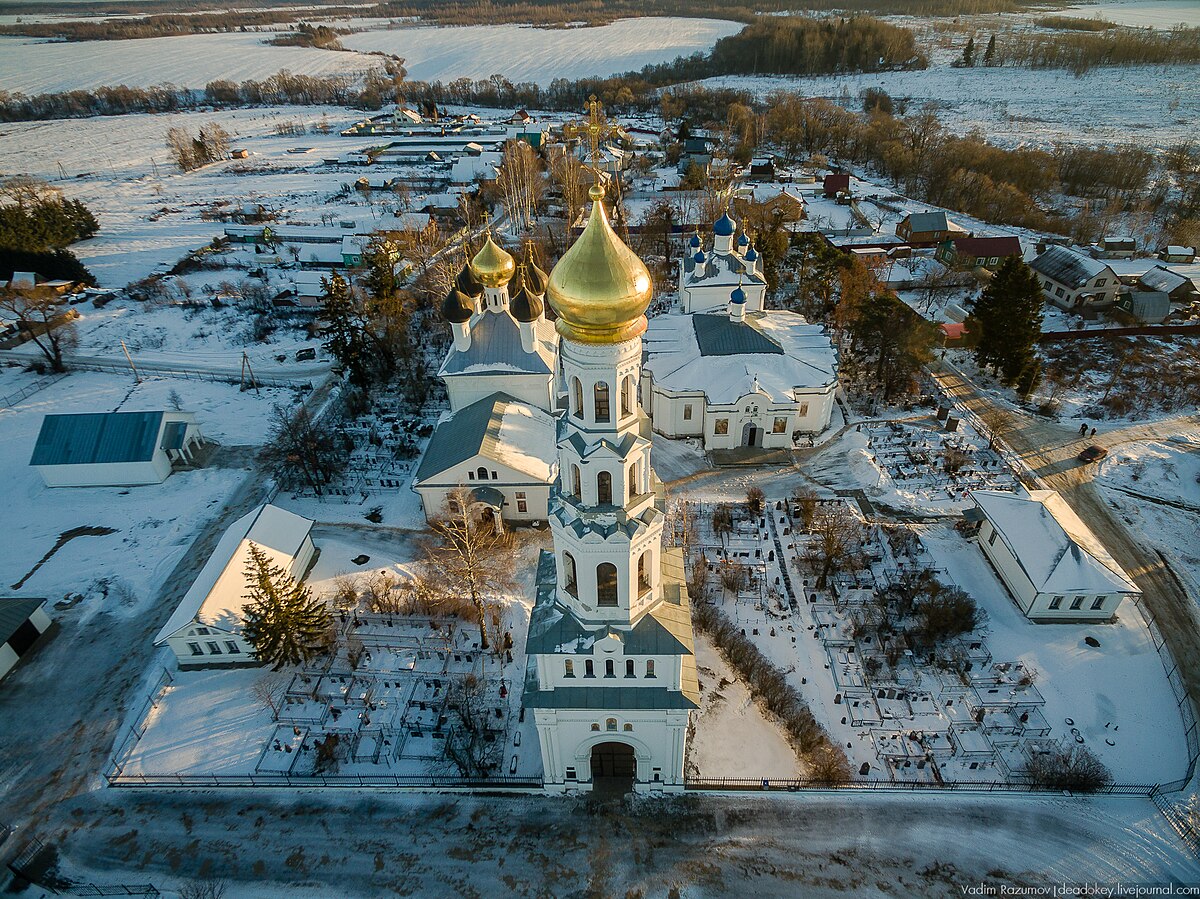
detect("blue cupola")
[713,212,736,237]
[745,245,758,262]
[737,232,750,247]
[730,285,747,304]
[689,232,701,249]
[693,250,706,264]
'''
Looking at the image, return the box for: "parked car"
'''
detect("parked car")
[1077,445,1107,464]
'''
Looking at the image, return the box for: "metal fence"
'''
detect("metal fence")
[684,777,1157,796]
[105,772,543,791]
[0,371,68,408]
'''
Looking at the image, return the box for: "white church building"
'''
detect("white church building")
[643,210,839,451]
[412,236,561,525]
[523,179,698,793]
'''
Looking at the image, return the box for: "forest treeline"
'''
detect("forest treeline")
[994,24,1200,72]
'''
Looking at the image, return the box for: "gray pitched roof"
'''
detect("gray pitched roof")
[905,211,952,233]
[413,393,556,484]
[439,310,554,376]
[693,313,784,357]
[523,686,698,710]
[0,598,46,645]
[31,411,164,467]
[1139,265,1191,295]
[1029,245,1109,289]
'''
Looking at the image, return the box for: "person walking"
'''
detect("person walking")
[1090,427,1097,437]
[1079,422,1088,437]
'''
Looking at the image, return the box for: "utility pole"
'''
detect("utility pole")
[241,352,260,394]
[119,340,140,383]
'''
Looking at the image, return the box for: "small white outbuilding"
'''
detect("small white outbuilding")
[30,410,202,487]
[969,489,1139,623]
[154,504,316,669]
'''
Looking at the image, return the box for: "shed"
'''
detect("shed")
[153,504,316,669]
[0,598,52,683]
[30,410,202,487]
[1118,290,1170,323]
[1158,246,1196,264]
[823,173,850,198]
[1138,265,1197,303]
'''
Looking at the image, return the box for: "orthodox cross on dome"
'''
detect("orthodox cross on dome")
[563,95,623,199]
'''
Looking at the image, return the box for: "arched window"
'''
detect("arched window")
[620,375,634,417]
[623,723,633,732]
[646,660,656,678]
[572,377,583,418]
[585,659,594,678]
[571,465,581,499]
[476,466,489,481]
[591,722,600,731]
[564,659,574,677]
[597,563,618,607]
[563,552,578,597]
[628,462,639,499]
[638,551,652,593]
[625,659,635,678]
[597,470,612,505]
[605,718,618,732]
[593,382,610,423]
[605,659,615,678]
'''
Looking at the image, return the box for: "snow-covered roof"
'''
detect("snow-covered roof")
[903,211,962,234]
[153,504,314,644]
[439,309,557,377]
[683,245,766,287]
[971,490,1140,596]
[1138,264,1191,295]
[644,311,837,405]
[414,393,557,484]
[1029,245,1111,288]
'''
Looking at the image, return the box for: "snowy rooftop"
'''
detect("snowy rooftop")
[414,392,557,484]
[439,309,557,378]
[1030,245,1111,288]
[643,311,837,405]
[154,504,314,644]
[1138,264,1193,294]
[970,490,1140,595]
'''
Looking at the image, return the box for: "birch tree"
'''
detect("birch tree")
[496,140,544,235]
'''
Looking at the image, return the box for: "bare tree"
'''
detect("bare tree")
[549,146,588,229]
[711,503,735,547]
[418,488,517,651]
[745,486,766,519]
[441,672,503,777]
[252,670,290,719]
[178,879,228,899]
[258,404,346,494]
[1025,743,1113,792]
[801,505,861,590]
[496,139,544,235]
[0,286,78,372]
[791,486,820,532]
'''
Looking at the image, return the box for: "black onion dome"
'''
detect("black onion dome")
[455,262,485,298]
[525,258,549,296]
[441,285,474,323]
[510,283,544,322]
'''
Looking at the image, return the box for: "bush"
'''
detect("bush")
[1025,743,1112,792]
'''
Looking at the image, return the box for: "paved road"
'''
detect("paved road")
[933,365,1200,725]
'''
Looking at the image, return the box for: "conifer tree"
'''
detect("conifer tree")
[961,37,976,67]
[241,543,330,670]
[318,271,369,389]
[984,34,997,66]
[969,255,1045,385]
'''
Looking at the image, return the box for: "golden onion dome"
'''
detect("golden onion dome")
[546,185,653,344]
[469,230,516,288]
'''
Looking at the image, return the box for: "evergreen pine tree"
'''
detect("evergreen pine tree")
[1016,356,1042,399]
[961,37,976,67]
[318,271,369,389]
[241,543,330,670]
[969,256,1045,385]
[984,34,997,66]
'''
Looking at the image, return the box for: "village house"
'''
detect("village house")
[823,172,850,198]
[153,504,316,669]
[1158,245,1196,264]
[1028,246,1119,312]
[935,235,1022,271]
[1116,290,1170,323]
[896,211,966,246]
[967,490,1139,623]
[1095,235,1137,260]
[30,410,202,487]
[1137,264,1198,304]
[0,598,53,684]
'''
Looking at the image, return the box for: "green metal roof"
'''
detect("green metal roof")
[413,393,512,483]
[30,411,164,467]
[0,598,46,645]
[693,314,783,357]
[523,685,698,710]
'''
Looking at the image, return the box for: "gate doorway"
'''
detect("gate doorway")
[741,422,760,447]
[590,741,636,795]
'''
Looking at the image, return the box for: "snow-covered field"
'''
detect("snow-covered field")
[0,370,253,615]
[703,63,1199,149]
[0,31,382,95]
[1054,0,1200,29]
[342,17,742,86]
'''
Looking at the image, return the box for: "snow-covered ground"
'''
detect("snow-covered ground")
[702,62,1199,149]
[1053,0,1200,29]
[0,370,254,617]
[0,31,382,95]
[342,17,742,86]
